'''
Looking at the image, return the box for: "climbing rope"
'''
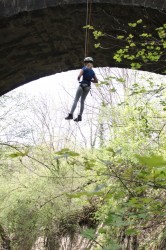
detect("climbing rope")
[84,0,93,57]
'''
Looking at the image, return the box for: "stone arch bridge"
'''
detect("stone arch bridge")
[0,0,165,95]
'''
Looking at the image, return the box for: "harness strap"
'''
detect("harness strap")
[80,84,91,91]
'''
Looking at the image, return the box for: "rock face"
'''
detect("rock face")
[0,0,165,95]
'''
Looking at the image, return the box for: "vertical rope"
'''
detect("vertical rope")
[85,0,93,57]
[84,0,89,57]
[87,0,92,57]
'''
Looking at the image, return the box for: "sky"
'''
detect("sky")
[5,69,101,148]
[21,70,80,98]
[15,68,102,122]
[2,68,166,149]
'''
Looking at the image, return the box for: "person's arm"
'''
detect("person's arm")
[91,74,98,83]
[77,69,84,81]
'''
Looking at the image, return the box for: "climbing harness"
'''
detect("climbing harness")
[79,81,90,89]
[84,0,93,57]
[79,81,92,96]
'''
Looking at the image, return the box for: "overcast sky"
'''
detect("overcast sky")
[4,68,165,148]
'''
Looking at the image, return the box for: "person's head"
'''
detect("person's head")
[84,57,93,68]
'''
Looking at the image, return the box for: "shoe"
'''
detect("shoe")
[74,115,82,122]
[65,114,73,120]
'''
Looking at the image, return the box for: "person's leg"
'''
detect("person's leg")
[65,86,83,120]
[80,87,90,115]
[74,87,90,122]
[70,86,83,114]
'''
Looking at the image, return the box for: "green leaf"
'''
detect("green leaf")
[98,228,107,234]
[93,30,104,39]
[8,151,28,158]
[81,228,96,239]
[83,25,94,30]
[128,34,134,39]
[117,77,125,83]
[84,158,96,170]
[130,43,136,47]
[9,153,22,158]
[103,241,121,250]
[94,43,101,48]
[137,213,147,219]
[140,33,152,37]
[117,35,124,39]
[163,41,166,48]
[110,88,116,92]
[128,22,137,27]
[113,54,122,62]
[106,147,116,157]
[126,228,138,235]
[137,19,143,24]
[67,151,79,157]
[131,63,142,69]
[55,148,70,155]
[136,155,166,168]
[55,148,79,157]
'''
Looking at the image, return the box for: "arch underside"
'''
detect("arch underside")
[0,2,165,95]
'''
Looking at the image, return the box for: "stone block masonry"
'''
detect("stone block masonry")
[0,0,165,95]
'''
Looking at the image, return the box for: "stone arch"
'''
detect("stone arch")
[0,0,165,95]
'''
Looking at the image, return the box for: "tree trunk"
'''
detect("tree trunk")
[158,238,166,250]
[0,224,11,250]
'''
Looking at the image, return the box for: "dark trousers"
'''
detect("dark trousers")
[70,86,90,115]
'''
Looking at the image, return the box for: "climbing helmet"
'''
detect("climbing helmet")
[84,57,94,63]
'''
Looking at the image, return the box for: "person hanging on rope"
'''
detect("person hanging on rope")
[65,57,98,122]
